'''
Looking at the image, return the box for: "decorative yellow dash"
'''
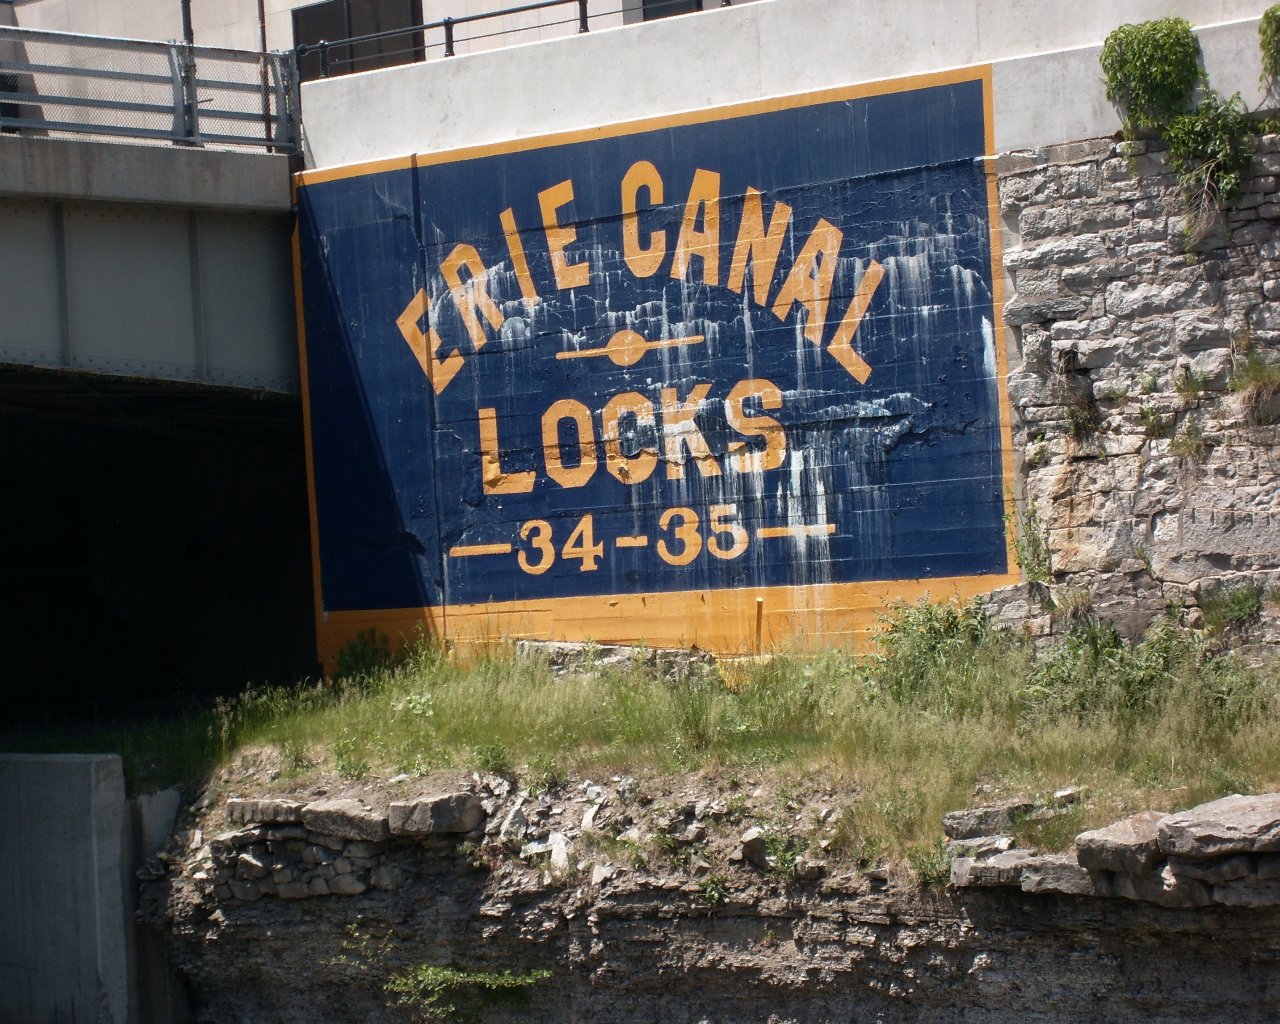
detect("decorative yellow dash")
[756,524,837,540]
[556,329,704,367]
[615,535,650,548]
[449,542,514,557]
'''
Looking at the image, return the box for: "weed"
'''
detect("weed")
[1139,405,1169,438]
[523,752,568,794]
[701,871,730,909]
[1175,369,1211,400]
[1024,440,1049,467]
[1135,543,1153,573]
[1200,581,1265,637]
[335,628,394,681]
[1169,416,1207,461]
[763,828,806,878]
[468,742,513,776]
[280,737,317,775]
[1140,370,1161,395]
[385,964,553,1023]
[1008,501,1052,583]
[906,838,951,889]
[1229,349,1280,425]
[333,736,370,780]
[1050,586,1094,624]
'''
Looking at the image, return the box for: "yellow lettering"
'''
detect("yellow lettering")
[440,243,504,352]
[770,218,842,344]
[542,398,598,489]
[538,179,591,290]
[660,383,721,480]
[478,407,534,494]
[601,391,658,485]
[395,288,464,394]
[621,160,667,279]
[499,207,540,309]
[725,379,786,474]
[670,168,721,287]
[726,188,791,307]
[826,260,884,384]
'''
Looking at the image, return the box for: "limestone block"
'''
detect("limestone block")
[1076,811,1167,874]
[950,850,1037,887]
[1004,294,1090,326]
[1111,864,1214,908]
[1167,854,1253,884]
[1158,794,1280,859]
[1104,280,1214,319]
[301,799,390,842]
[1019,853,1100,896]
[329,873,367,896]
[1211,879,1280,907]
[226,798,305,826]
[942,802,1034,841]
[1257,853,1280,879]
[388,792,485,835]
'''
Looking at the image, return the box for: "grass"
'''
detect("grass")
[1229,349,1280,425]
[6,602,1278,867]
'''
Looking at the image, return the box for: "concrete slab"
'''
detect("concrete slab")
[0,133,292,211]
[0,754,131,1024]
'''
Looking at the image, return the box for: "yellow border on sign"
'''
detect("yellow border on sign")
[293,64,1023,671]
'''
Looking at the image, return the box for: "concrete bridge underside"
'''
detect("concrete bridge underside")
[1,135,316,715]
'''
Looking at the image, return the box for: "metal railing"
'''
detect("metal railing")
[295,0,733,81]
[0,25,299,153]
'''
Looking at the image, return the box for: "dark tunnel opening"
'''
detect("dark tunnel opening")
[1,366,318,722]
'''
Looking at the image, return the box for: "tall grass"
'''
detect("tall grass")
[10,601,1277,861]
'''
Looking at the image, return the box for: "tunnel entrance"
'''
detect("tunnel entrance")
[1,366,317,721]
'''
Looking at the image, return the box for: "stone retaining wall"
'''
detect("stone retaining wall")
[992,134,1280,640]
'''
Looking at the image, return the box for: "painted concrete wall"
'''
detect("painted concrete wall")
[298,0,1275,170]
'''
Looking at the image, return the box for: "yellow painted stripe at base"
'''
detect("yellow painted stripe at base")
[449,542,515,557]
[756,524,837,539]
[314,572,1021,674]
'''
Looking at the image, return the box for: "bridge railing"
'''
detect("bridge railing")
[294,0,732,81]
[0,25,299,153]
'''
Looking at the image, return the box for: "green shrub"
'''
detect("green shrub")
[1101,17,1203,134]
[1262,5,1280,85]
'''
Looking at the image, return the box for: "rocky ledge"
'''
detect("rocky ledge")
[949,792,1280,909]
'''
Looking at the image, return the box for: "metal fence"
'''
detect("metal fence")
[295,0,733,81]
[0,25,298,153]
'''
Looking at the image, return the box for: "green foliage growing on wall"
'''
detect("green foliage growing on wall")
[1261,5,1280,86]
[1166,92,1254,229]
[1101,17,1258,245]
[1101,17,1203,133]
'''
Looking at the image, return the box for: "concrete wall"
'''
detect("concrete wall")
[298,0,1274,170]
[0,755,132,1024]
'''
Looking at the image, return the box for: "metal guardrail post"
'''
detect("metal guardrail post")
[578,0,589,33]
[167,42,200,145]
[443,18,455,57]
[319,43,330,79]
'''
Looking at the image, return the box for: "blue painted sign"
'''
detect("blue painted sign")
[296,69,1015,657]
